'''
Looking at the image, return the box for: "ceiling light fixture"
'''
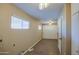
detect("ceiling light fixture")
[48,20,54,25]
[39,3,49,10]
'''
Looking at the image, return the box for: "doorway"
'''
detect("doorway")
[42,24,58,39]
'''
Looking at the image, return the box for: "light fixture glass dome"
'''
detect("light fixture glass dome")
[39,3,49,10]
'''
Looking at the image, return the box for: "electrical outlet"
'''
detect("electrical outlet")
[13,44,15,47]
[0,40,2,42]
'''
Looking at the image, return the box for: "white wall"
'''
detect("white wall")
[0,4,42,53]
[71,4,79,55]
[43,24,57,39]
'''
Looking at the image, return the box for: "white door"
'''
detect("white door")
[57,17,62,54]
[72,12,79,55]
[42,24,57,39]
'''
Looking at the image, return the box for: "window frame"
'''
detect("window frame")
[11,16,30,29]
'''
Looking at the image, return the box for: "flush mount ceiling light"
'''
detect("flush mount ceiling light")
[48,20,55,25]
[39,3,49,10]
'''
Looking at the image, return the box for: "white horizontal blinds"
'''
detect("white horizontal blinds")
[22,20,29,29]
[11,16,29,29]
[11,16,22,29]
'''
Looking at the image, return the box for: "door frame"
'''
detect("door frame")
[42,23,58,40]
[57,16,63,55]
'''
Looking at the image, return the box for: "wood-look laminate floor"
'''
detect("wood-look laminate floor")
[25,39,60,55]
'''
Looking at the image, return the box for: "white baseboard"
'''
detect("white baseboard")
[21,39,42,55]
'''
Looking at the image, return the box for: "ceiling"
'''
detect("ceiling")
[14,3,64,21]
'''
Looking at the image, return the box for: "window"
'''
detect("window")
[11,16,30,29]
